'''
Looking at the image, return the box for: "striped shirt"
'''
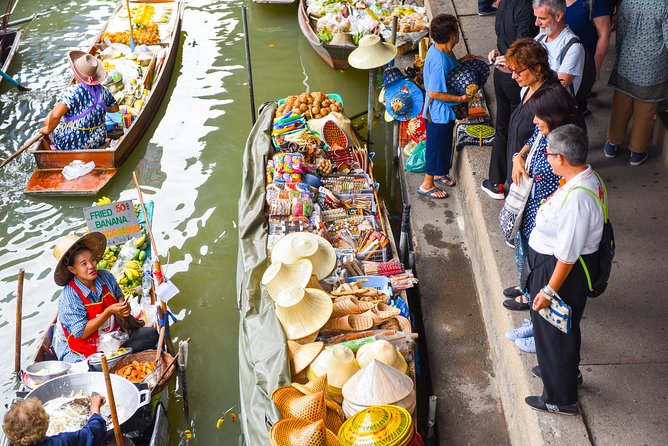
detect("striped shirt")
[53,269,123,362]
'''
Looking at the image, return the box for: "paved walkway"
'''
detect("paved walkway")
[405,0,668,444]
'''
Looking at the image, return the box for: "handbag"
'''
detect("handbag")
[538,289,572,334]
[498,135,542,242]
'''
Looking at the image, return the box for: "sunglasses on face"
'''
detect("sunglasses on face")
[542,148,560,157]
[510,66,530,76]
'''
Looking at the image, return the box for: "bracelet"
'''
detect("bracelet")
[541,285,556,301]
[512,152,527,160]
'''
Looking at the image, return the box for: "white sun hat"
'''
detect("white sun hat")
[262,259,313,301]
[274,286,333,340]
[271,232,337,280]
[355,340,408,374]
[342,359,414,407]
[348,35,397,70]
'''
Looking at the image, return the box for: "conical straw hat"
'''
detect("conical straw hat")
[343,388,416,418]
[342,359,414,406]
[337,405,413,446]
[262,260,313,301]
[275,287,333,340]
[272,389,342,433]
[348,35,397,70]
[307,345,359,389]
[270,418,343,446]
[53,232,107,286]
[271,232,337,280]
[356,340,408,374]
[288,340,324,376]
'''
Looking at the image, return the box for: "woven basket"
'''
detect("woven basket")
[110,350,176,394]
[269,418,342,446]
[372,303,400,322]
[331,297,365,318]
[272,388,342,433]
[379,316,412,334]
[323,314,373,332]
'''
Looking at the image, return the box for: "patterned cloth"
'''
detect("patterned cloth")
[53,269,123,363]
[52,84,117,151]
[608,0,668,101]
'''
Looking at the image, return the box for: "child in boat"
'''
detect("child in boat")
[2,395,106,446]
[39,50,119,151]
[51,232,159,363]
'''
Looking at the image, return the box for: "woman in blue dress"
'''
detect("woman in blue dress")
[418,14,472,199]
[40,51,119,151]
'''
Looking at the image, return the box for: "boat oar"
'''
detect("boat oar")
[124,0,136,52]
[0,133,44,169]
[178,339,192,439]
[101,355,124,446]
[0,68,30,92]
[14,268,24,375]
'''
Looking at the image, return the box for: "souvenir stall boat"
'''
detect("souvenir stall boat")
[298,0,428,70]
[237,92,421,446]
[24,0,185,197]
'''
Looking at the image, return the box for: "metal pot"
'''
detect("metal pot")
[25,361,71,385]
[25,372,150,431]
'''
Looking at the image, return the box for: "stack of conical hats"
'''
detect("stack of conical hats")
[337,405,417,446]
[306,345,360,403]
[341,360,415,418]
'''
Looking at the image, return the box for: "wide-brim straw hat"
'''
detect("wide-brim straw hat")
[272,388,343,433]
[307,345,359,389]
[271,232,337,280]
[275,287,334,340]
[342,359,413,406]
[384,80,424,122]
[68,50,106,86]
[356,340,408,374]
[337,405,413,446]
[348,35,397,70]
[270,418,343,446]
[262,259,313,301]
[53,232,107,286]
[288,340,324,376]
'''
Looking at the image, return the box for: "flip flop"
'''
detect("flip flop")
[434,176,456,187]
[417,187,448,199]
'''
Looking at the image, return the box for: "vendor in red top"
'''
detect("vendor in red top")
[51,232,158,363]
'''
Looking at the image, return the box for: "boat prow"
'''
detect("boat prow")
[25,167,118,196]
[297,0,355,70]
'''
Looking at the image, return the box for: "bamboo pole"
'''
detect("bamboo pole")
[14,268,24,374]
[101,355,124,446]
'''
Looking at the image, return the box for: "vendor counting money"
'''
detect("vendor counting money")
[52,232,158,362]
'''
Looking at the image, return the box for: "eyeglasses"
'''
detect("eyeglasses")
[510,66,530,76]
[542,148,560,157]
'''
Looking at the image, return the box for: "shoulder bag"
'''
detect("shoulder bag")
[538,288,572,334]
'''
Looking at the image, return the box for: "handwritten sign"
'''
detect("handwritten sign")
[83,200,141,245]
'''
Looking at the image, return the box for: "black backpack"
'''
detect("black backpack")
[539,33,596,104]
[563,173,615,297]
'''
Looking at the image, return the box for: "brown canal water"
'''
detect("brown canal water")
[0,0,403,444]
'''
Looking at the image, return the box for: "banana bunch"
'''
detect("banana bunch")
[96,196,113,206]
[120,260,143,289]
[97,245,119,270]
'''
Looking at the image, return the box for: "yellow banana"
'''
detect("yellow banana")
[134,235,146,248]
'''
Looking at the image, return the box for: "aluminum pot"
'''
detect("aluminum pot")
[25,372,150,431]
[25,361,71,385]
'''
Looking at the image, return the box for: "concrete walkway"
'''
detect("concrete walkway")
[404,0,668,444]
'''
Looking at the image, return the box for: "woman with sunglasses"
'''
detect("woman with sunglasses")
[504,83,578,352]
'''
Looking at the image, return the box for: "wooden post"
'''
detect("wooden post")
[14,268,24,374]
[101,355,124,446]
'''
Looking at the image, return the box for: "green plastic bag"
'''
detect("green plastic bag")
[405,141,426,173]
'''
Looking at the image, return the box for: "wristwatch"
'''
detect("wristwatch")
[512,152,527,160]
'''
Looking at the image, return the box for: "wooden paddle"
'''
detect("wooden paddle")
[101,355,124,446]
[0,133,43,169]
[0,68,30,91]
[124,0,136,52]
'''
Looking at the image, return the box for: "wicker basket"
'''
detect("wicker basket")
[110,350,176,394]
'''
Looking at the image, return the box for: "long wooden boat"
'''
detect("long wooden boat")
[297,0,355,70]
[0,28,23,86]
[24,0,185,196]
[237,99,420,445]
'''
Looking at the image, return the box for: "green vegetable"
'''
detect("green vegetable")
[318,28,333,44]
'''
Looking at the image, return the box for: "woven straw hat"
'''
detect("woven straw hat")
[275,287,334,340]
[288,340,324,376]
[272,388,343,433]
[68,50,106,85]
[343,388,416,418]
[53,232,107,286]
[308,112,360,152]
[262,260,313,301]
[348,35,397,70]
[342,360,413,406]
[270,418,342,446]
[307,345,359,390]
[271,233,337,280]
[356,340,408,374]
[379,316,412,334]
[290,375,346,422]
[322,314,374,332]
[337,405,413,446]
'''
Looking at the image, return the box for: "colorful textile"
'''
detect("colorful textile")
[446,58,490,96]
[52,84,117,151]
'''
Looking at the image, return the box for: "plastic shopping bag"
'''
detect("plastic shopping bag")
[405,141,426,173]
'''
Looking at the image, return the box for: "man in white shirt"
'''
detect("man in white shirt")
[533,0,585,96]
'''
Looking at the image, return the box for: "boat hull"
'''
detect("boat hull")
[0,29,23,85]
[297,0,354,70]
[24,0,185,196]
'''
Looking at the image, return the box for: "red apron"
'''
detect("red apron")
[61,279,120,358]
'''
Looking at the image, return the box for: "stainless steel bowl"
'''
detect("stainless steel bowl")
[25,361,71,385]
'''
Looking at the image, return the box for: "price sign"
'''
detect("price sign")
[83,200,142,245]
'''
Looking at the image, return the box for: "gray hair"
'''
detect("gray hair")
[532,0,566,15]
[546,124,588,165]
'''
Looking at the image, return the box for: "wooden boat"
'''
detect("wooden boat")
[24,0,185,196]
[253,0,296,4]
[0,28,23,86]
[297,0,355,70]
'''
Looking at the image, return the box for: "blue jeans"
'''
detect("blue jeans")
[425,120,455,177]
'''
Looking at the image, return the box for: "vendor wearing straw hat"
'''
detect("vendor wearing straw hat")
[51,232,158,363]
[418,14,472,200]
[40,51,119,151]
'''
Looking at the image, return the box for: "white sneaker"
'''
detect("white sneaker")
[505,319,533,341]
[515,336,536,353]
